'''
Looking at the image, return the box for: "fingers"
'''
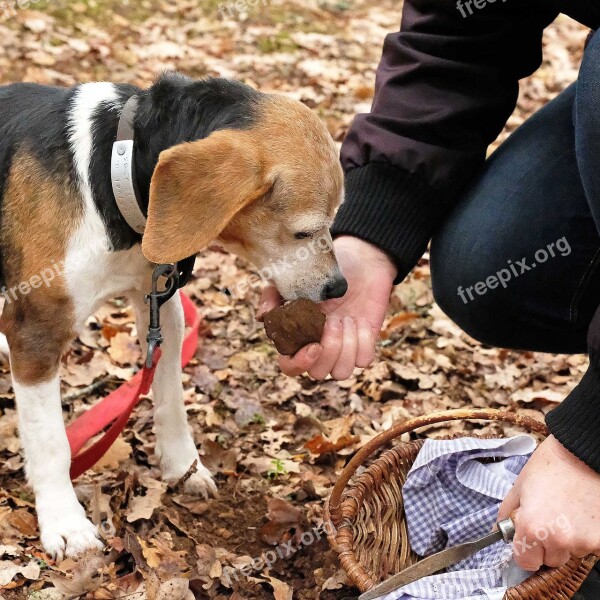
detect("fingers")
[306,318,343,380]
[543,547,572,569]
[279,318,344,379]
[308,317,371,380]
[355,317,376,368]
[279,316,374,380]
[279,343,323,377]
[330,318,358,380]
[256,286,283,321]
[508,508,576,570]
[498,488,546,571]
[513,533,545,571]
[279,318,343,379]
[278,317,344,379]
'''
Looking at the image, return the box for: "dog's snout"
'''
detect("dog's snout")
[323,276,348,300]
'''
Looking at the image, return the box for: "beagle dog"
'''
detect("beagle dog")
[0,73,347,560]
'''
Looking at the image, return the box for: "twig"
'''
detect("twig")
[63,376,117,402]
[168,460,198,493]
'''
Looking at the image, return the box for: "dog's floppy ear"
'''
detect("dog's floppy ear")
[142,129,270,264]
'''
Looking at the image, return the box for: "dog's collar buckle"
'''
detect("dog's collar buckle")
[111,96,147,234]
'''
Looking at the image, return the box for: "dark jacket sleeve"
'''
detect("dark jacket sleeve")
[332,0,559,283]
[546,307,600,472]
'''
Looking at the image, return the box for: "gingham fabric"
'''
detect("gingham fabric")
[377,436,537,600]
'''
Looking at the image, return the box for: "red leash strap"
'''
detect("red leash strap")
[66,292,201,480]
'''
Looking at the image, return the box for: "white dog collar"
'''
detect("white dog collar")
[110,96,147,234]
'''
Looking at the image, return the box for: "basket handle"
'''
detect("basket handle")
[328,408,549,523]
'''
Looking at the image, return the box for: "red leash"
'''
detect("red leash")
[66,292,201,480]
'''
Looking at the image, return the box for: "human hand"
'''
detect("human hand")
[257,236,397,380]
[498,435,600,570]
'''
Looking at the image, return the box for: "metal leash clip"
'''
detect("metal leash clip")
[144,263,180,368]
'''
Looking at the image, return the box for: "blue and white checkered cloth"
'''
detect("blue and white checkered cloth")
[377,435,537,600]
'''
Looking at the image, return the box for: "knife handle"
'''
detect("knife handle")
[498,517,516,543]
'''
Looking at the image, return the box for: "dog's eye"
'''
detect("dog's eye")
[294,231,313,240]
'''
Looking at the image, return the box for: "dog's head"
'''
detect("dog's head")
[142,93,347,302]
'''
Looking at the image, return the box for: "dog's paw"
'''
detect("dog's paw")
[183,464,218,498]
[40,512,103,561]
[164,459,218,498]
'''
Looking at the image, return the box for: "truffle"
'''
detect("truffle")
[263,299,326,356]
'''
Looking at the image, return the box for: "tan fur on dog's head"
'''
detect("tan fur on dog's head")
[142,94,346,301]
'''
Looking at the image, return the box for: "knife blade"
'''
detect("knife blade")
[357,518,516,600]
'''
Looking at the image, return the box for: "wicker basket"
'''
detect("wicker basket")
[324,408,599,600]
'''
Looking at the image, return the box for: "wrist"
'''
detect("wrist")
[334,236,398,284]
[547,434,600,478]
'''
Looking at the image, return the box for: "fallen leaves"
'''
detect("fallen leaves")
[107,331,141,366]
[46,554,106,599]
[201,439,239,476]
[147,576,194,600]
[139,536,188,576]
[305,416,360,455]
[126,479,165,523]
[0,559,40,587]
[259,498,303,547]
[7,509,38,539]
[92,436,132,472]
[265,574,293,600]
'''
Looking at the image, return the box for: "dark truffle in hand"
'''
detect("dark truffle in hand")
[263,299,326,356]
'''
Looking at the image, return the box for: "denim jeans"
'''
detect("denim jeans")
[431,31,600,356]
[430,31,600,595]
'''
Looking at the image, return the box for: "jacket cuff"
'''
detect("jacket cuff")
[331,163,447,284]
[546,349,600,473]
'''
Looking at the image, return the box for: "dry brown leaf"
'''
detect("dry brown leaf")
[92,435,132,472]
[139,535,188,581]
[264,575,292,600]
[196,544,222,579]
[381,311,420,339]
[107,331,140,365]
[0,545,19,558]
[304,415,359,455]
[201,439,239,475]
[259,498,302,546]
[62,353,110,388]
[0,560,40,586]
[149,576,192,600]
[512,388,565,404]
[8,509,37,538]
[304,434,358,455]
[127,479,165,523]
[321,568,350,590]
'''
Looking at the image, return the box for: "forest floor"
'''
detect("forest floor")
[0,1,592,599]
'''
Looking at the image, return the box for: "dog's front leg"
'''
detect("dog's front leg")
[9,354,102,559]
[130,291,217,497]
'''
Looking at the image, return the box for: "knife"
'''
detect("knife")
[355,517,516,600]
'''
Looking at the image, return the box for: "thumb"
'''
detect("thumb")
[257,285,283,321]
[497,485,521,524]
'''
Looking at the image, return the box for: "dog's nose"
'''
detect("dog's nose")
[323,276,348,299]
